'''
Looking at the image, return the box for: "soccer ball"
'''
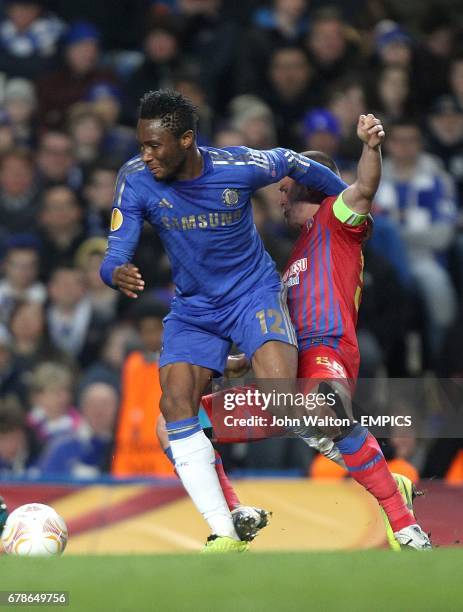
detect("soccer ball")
[1,503,68,556]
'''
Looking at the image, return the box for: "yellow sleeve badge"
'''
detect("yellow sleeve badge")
[110,208,123,231]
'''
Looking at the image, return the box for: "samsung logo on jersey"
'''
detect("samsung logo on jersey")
[161,210,242,231]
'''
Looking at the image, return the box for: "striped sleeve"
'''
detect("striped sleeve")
[249,148,347,195]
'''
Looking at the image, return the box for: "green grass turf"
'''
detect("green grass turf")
[0,549,461,612]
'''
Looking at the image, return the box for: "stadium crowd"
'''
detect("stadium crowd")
[0,0,463,481]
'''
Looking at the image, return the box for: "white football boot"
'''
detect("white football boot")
[394,523,432,550]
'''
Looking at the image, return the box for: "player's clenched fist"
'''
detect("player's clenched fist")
[112,263,145,299]
[357,113,385,149]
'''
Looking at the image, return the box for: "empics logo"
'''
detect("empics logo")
[110,208,123,231]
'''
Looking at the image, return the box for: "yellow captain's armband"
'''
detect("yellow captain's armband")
[333,192,368,226]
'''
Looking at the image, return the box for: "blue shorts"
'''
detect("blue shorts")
[159,283,297,374]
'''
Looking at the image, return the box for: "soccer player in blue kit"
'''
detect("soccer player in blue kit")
[100,90,347,551]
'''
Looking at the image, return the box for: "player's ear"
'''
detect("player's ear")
[180,130,194,150]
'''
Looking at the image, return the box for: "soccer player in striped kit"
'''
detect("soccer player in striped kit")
[276,114,430,549]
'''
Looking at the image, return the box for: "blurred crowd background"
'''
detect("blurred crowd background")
[1,0,463,482]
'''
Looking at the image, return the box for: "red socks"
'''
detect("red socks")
[336,426,415,532]
[214,450,240,511]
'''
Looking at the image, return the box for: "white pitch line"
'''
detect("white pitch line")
[141,523,204,550]
[253,489,351,533]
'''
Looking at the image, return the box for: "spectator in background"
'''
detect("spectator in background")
[124,16,184,124]
[85,83,138,163]
[370,64,416,124]
[112,298,172,477]
[414,7,456,102]
[0,325,25,401]
[46,267,107,366]
[83,162,118,236]
[375,119,458,366]
[74,237,118,324]
[426,97,463,296]
[236,0,310,95]
[173,73,215,145]
[0,237,46,324]
[357,243,412,377]
[327,77,366,162]
[373,20,413,70]
[78,324,137,394]
[301,109,341,161]
[2,78,38,148]
[0,395,35,476]
[0,119,15,155]
[252,193,293,272]
[212,126,244,148]
[305,7,363,90]
[252,0,309,42]
[229,95,277,150]
[27,362,81,451]
[36,20,119,129]
[37,382,118,478]
[9,301,69,377]
[0,0,65,79]
[36,130,82,190]
[0,147,40,238]
[37,185,86,280]
[66,104,106,171]
[426,96,463,204]
[449,55,463,111]
[264,45,317,149]
[178,0,237,109]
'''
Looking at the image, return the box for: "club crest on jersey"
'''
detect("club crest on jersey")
[282,257,307,287]
[222,188,240,207]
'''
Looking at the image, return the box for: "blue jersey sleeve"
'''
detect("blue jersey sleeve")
[100,172,145,288]
[248,147,347,194]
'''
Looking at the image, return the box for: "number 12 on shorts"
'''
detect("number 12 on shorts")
[256,309,285,335]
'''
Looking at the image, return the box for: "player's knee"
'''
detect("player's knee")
[160,389,197,421]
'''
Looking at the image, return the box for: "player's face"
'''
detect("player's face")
[279,177,320,229]
[137,119,190,181]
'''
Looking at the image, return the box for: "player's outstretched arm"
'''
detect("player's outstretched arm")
[342,114,385,215]
[248,147,347,195]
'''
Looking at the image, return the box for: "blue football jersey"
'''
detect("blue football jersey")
[100,146,346,310]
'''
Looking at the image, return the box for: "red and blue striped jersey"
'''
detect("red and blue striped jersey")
[283,196,368,352]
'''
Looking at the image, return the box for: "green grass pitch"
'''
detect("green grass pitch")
[1,549,461,612]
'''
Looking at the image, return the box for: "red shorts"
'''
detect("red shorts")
[202,340,360,443]
[298,341,359,396]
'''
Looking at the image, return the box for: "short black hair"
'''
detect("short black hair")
[138,89,198,137]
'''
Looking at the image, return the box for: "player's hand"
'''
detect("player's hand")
[357,114,385,150]
[225,353,251,379]
[112,263,145,299]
